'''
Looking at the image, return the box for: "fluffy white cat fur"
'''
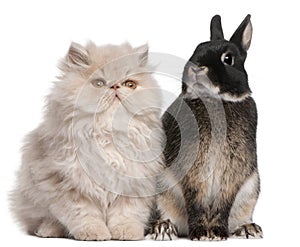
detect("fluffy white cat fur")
[10,41,164,240]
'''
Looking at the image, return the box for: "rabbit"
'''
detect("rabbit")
[147,15,263,241]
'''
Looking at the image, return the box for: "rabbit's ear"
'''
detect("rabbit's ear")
[230,15,253,51]
[210,15,224,41]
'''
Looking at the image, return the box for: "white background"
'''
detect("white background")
[1,0,299,246]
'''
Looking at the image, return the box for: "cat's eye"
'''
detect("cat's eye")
[122,80,137,89]
[221,53,234,66]
[91,79,106,88]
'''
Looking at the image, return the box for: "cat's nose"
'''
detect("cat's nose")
[110,84,120,90]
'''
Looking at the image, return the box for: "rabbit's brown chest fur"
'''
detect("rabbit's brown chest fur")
[162,96,259,238]
[182,97,257,207]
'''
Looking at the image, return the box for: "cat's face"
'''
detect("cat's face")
[56,42,161,117]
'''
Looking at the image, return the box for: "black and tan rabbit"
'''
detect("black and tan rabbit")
[148,15,263,240]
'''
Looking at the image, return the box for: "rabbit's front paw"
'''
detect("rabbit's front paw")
[189,225,208,240]
[209,225,228,240]
[189,225,228,241]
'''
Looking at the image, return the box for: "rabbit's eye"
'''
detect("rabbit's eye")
[221,53,234,66]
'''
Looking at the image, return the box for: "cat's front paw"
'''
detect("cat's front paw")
[71,224,112,241]
[231,223,263,239]
[146,219,178,241]
[110,223,144,240]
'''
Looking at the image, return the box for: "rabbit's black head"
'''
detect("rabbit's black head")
[182,15,253,102]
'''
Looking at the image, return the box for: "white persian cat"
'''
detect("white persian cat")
[10,41,164,240]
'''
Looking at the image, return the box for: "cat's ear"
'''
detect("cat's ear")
[66,42,90,69]
[133,44,148,66]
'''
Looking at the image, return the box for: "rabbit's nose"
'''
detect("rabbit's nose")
[192,66,207,74]
[199,66,207,71]
[188,65,208,80]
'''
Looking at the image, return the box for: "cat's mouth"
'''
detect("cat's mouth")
[115,93,121,101]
